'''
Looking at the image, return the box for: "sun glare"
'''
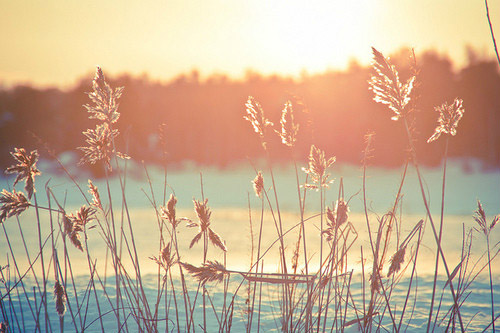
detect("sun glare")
[253,0,377,75]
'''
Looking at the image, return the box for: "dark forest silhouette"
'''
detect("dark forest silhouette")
[1,48,499,176]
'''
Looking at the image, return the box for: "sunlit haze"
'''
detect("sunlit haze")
[1,0,499,87]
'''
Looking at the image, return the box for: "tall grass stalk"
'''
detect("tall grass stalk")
[427,136,449,331]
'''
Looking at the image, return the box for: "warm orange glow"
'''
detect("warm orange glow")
[0,0,498,87]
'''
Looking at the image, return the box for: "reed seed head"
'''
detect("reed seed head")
[88,179,102,210]
[54,280,66,317]
[78,123,130,171]
[151,242,177,273]
[474,200,499,236]
[64,205,96,252]
[252,171,264,198]
[85,67,124,124]
[193,198,211,232]
[387,246,406,277]
[276,100,299,147]
[182,260,229,285]
[208,227,227,252]
[5,148,41,200]
[0,189,30,224]
[189,199,227,251]
[369,47,415,121]
[323,199,349,241]
[163,194,178,226]
[244,96,273,145]
[369,270,381,293]
[303,145,335,190]
[427,98,465,143]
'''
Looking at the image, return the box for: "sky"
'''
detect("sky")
[0,0,499,88]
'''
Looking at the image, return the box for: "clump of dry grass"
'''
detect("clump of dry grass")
[1,54,498,332]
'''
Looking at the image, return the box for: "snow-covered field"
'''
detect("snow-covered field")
[1,158,499,331]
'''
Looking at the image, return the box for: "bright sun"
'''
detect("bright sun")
[252,0,377,75]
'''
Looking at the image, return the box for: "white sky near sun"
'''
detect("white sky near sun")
[0,0,499,87]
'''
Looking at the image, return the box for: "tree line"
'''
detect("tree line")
[1,48,499,176]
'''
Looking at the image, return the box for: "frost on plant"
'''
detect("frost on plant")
[369,47,415,121]
[427,98,465,143]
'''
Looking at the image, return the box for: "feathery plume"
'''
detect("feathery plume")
[303,145,335,190]
[5,148,41,199]
[182,260,229,285]
[162,194,178,227]
[160,194,191,229]
[64,205,96,251]
[276,101,299,147]
[252,171,264,198]
[0,189,30,223]
[208,228,227,252]
[67,205,96,231]
[427,98,465,143]
[151,242,177,274]
[387,246,406,277]
[244,96,273,144]
[189,199,227,252]
[88,179,102,210]
[323,199,350,241]
[54,280,66,317]
[78,123,129,171]
[369,47,415,121]
[474,200,499,236]
[369,270,381,293]
[85,67,124,124]
[193,199,211,231]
